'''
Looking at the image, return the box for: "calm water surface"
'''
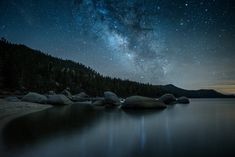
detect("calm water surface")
[1,99,235,157]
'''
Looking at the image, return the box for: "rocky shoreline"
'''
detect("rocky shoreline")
[0,89,190,133]
[0,89,190,153]
[1,89,190,109]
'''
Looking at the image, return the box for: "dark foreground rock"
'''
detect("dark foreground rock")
[121,96,167,109]
[47,94,73,105]
[22,92,47,104]
[159,94,177,105]
[177,96,190,104]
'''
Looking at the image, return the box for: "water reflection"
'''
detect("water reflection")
[1,99,235,157]
[3,104,102,149]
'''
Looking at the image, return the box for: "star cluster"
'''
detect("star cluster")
[0,0,235,93]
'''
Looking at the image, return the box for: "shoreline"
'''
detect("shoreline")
[0,99,52,152]
[0,99,52,131]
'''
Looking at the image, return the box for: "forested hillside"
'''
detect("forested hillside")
[0,38,232,98]
[0,38,164,97]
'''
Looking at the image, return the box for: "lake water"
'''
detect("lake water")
[1,99,235,157]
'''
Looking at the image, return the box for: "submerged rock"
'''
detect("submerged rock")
[47,94,73,105]
[121,96,167,109]
[159,94,177,105]
[177,96,190,104]
[22,92,47,104]
[104,91,121,107]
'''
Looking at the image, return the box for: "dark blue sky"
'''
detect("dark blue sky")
[1,0,235,93]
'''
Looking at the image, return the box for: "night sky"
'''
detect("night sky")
[0,0,235,93]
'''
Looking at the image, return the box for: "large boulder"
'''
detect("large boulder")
[159,94,176,105]
[47,94,73,105]
[61,89,72,99]
[177,96,190,104]
[22,92,47,104]
[121,96,167,109]
[104,91,121,107]
[71,92,89,102]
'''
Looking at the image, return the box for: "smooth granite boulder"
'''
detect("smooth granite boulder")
[22,92,47,104]
[159,94,177,105]
[71,92,89,102]
[177,96,190,104]
[104,91,121,107]
[121,96,167,109]
[47,94,73,105]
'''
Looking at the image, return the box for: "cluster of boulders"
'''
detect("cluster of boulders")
[120,94,189,109]
[4,89,190,109]
[4,89,78,105]
[20,92,73,105]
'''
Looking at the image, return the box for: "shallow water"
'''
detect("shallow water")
[1,99,235,157]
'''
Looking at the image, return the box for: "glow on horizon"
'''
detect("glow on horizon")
[207,85,235,95]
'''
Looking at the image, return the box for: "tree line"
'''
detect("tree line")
[0,38,165,97]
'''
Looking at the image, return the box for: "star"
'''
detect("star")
[1,0,235,92]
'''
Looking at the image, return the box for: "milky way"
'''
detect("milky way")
[0,0,235,93]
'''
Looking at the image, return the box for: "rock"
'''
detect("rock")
[177,96,190,104]
[48,90,56,95]
[120,98,125,103]
[77,92,89,98]
[121,96,167,109]
[47,94,73,105]
[71,92,89,102]
[22,92,47,104]
[61,89,72,99]
[92,99,105,106]
[104,91,121,107]
[159,94,177,105]
[4,96,21,102]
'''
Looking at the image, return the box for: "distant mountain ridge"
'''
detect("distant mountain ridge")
[0,38,234,98]
[161,84,233,98]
